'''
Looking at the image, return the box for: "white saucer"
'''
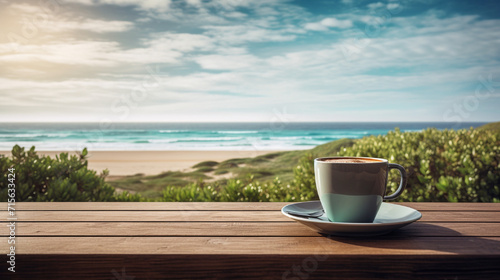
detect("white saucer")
[282,201,422,236]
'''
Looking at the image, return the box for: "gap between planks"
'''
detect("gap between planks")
[4,222,500,237]
[3,236,500,255]
[3,202,500,211]
[3,210,500,222]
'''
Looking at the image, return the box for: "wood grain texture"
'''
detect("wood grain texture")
[2,254,499,280]
[7,210,289,222]
[0,254,500,280]
[3,236,500,255]
[5,210,500,222]
[394,202,500,211]
[4,202,499,211]
[1,202,289,211]
[2,202,500,279]
[6,222,500,237]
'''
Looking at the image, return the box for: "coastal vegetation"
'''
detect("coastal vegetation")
[1,123,499,202]
[478,121,500,131]
[0,146,140,202]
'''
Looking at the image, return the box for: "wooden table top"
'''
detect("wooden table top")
[2,202,500,279]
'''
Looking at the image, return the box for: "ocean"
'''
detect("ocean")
[0,122,487,151]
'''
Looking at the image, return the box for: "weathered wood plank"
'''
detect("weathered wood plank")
[5,210,500,222]
[7,222,311,237]
[3,254,499,280]
[4,202,499,211]
[3,236,500,255]
[396,202,500,211]
[1,202,289,211]
[7,210,288,222]
[1,202,499,279]
[394,222,500,237]
[6,222,500,237]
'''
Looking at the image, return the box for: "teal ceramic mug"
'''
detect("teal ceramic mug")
[314,157,407,223]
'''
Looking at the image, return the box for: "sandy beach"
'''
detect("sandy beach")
[0,150,280,176]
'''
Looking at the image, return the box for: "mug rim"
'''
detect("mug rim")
[314,156,387,164]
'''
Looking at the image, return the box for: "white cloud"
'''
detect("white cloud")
[8,3,43,13]
[208,0,259,11]
[185,0,203,7]
[6,2,133,34]
[62,0,172,13]
[0,40,181,66]
[203,25,296,44]
[60,0,94,4]
[0,41,123,66]
[389,13,479,36]
[145,33,214,52]
[321,18,353,28]
[0,32,216,67]
[194,54,260,70]
[47,19,134,33]
[334,12,500,69]
[2,2,499,122]
[304,22,328,31]
[367,2,385,9]
[387,3,400,11]
[61,0,296,24]
[305,17,353,31]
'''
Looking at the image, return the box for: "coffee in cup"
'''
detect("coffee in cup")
[314,157,407,223]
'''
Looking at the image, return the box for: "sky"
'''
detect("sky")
[0,0,499,123]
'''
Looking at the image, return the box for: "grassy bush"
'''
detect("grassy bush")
[158,156,318,203]
[214,169,229,175]
[0,145,141,202]
[102,170,210,199]
[218,162,238,169]
[477,121,500,132]
[161,176,297,202]
[157,128,499,203]
[192,161,219,168]
[335,128,500,202]
[196,167,215,173]
[220,158,248,165]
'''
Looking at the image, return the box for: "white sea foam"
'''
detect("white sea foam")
[173,137,243,141]
[158,130,189,133]
[0,141,306,151]
[216,131,259,134]
[2,133,72,138]
[0,124,455,151]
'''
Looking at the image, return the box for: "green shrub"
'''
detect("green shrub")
[162,181,219,202]
[214,169,229,175]
[192,161,219,168]
[334,128,499,202]
[158,128,499,203]
[291,153,318,201]
[160,176,298,202]
[220,158,248,165]
[477,121,500,132]
[247,157,269,165]
[196,167,215,173]
[218,162,239,169]
[0,145,141,202]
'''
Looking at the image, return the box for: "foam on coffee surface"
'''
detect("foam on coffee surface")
[323,158,380,163]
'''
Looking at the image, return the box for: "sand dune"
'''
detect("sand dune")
[0,150,279,176]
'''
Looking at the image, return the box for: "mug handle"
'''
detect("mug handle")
[384,163,408,200]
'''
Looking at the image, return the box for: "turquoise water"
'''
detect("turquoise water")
[0,122,486,151]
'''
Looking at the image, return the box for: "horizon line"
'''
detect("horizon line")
[0,121,493,124]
